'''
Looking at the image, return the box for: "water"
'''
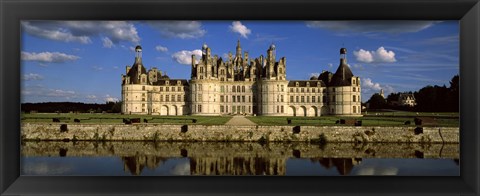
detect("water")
[21,141,459,176]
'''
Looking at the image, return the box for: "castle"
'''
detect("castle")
[121,41,362,116]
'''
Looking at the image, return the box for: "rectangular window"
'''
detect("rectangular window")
[226,96,229,103]
[301,96,305,102]
[142,98,145,101]
[160,87,163,92]
[178,87,182,91]
[312,96,316,103]
[172,87,175,92]
[232,86,236,92]
[198,94,202,102]
[277,106,279,113]
[332,95,336,102]
[281,85,284,92]
[306,96,310,103]
[166,87,170,92]
[301,88,304,93]
[332,88,335,92]
[166,95,169,102]
[312,88,316,93]
[290,96,294,102]
[242,86,245,92]
[353,95,356,102]
[237,96,240,103]
[307,88,309,93]
[220,95,224,102]
[249,106,251,113]
[281,95,284,102]
[198,105,202,112]
[353,87,356,92]
[177,95,181,102]
[142,86,145,90]
[242,96,245,102]
[290,88,293,93]
[296,96,299,102]
[220,106,224,113]
[226,106,228,113]
[353,106,357,113]
[281,106,284,113]
[233,96,236,102]
[248,96,251,102]
[221,86,225,93]
[237,86,240,92]
[296,88,299,93]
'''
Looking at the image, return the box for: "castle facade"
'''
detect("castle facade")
[121,41,362,116]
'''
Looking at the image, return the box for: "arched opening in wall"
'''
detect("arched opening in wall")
[288,106,296,116]
[299,106,307,117]
[309,106,318,117]
[321,106,329,116]
[161,105,169,116]
[172,105,178,116]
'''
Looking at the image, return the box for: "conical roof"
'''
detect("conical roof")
[126,58,147,84]
[330,59,353,86]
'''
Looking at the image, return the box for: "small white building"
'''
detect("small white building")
[398,93,416,107]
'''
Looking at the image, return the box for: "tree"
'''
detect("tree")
[367,93,387,109]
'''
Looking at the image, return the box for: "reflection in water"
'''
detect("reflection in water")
[21,141,459,176]
[122,156,168,175]
[310,158,362,175]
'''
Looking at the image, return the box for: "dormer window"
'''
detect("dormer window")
[166,80,169,85]
[295,82,299,87]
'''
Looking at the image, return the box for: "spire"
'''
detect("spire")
[236,40,242,57]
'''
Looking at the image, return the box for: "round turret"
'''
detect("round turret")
[340,48,347,54]
[135,45,142,51]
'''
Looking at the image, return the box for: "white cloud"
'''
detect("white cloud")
[155,45,168,52]
[310,73,320,78]
[147,21,206,39]
[327,63,333,68]
[22,73,44,81]
[86,95,97,99]
[21,21,140,44]
[104,94,119,102]
[352,64,365,70]
[172,49,202,65]
[92,66,103,71]
[113,66,119,69]
[362,78,394,96]
[21,51,80,63]
[362,78,382,91]
[353,47,396,63]
[305,21,438,34]
[102,37,114,48]
[229,21,251,38]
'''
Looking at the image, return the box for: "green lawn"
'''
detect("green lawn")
[246,114,459,127]
[21,113,232,125]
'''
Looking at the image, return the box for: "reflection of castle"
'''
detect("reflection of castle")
[122,42,362,116]
[190,157,286,175]
[122,156,167,175]
[120,154,362,176]
[310,158,362,175]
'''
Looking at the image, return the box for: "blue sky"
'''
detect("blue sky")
[21,21,459,103]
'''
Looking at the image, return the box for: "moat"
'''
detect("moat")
[21,141,459,176]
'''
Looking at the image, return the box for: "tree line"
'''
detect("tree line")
[21,101,122,113]
[366,75,459,112]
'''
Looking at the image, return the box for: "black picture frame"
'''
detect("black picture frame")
[1,0,479,195]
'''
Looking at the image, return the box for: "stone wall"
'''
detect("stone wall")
[21,123,459,143]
